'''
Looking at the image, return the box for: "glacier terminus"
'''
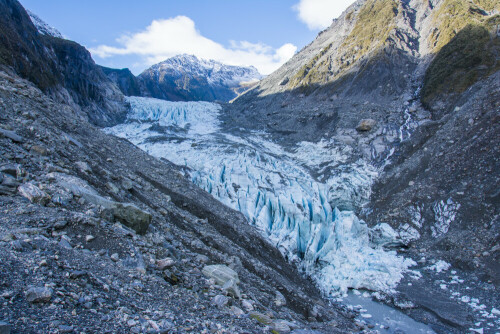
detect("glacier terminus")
[106,96,416,297]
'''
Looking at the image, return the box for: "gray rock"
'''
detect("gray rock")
[75,161,91,173]
[157,258,174,270]
[110,253,119,262]
[111,203,151,235]
[58,238,72,250]
[30,145,49,156]
[230,306,244,316]
[202,264,240,286]
[273,320,291,333]
[2,176,20,188]
[0,128,24,143]
[0,321,11,334]
[222,278,241,299]
[356,119,377,132]
[60,179,151,234]
[241,299,254,311]
[211,294,229,308]
[275,291,286,307]
[25,286,53,303]
[58,325,73,333]
[18,183,50,205]
[249,311,273,325]
[0,165,18,178]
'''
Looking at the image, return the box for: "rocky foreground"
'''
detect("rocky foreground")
[0,70,363,333]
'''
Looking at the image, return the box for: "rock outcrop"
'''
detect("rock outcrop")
[0,0,127,127]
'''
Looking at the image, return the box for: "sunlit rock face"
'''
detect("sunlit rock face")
[106,96,414,296]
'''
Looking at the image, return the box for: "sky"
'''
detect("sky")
[20,0,355,75]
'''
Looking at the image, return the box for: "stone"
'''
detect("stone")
[0,128,24,143]
[272,320,291,333]
[356,118,377,132]
[230,306,244,316]
[58,325,73,333]
[75,161,91,173]
[85,235,95,242]
[241,299,254,311]
[111,203,152,235]
[0,321,11,334]
[18,183,50,205]
[53,220,68,230]
[121,178,134,191]
[0,165,18,178]
[275,291,286,307]
[222,278,241,299]
[30,145,49,156]
[111,253,119,262]
[25,286,53,303]
[249,311,273,325]
[202,264,240,287]
[58,239,72,250]
[106,182,120,194]
[211,294,229,308]
[157,258,175,270]
[61,180,151,234]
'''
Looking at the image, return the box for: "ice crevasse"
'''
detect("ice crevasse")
[106,97,416,296]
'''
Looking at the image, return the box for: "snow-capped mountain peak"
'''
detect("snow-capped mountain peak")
[138,54,264,102]
[27,10,63,39]
[148,54,263,87]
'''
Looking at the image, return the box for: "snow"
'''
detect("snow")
[106,97,416,296]
[431,198,460,237]
[142,54,263,87]
[427,260,451,273]
[27,10,63,39]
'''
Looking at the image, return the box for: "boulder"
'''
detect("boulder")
[356,119,377,132]
[157,258,175,270]
[211,295,229,308]
[59,177,151,234]
[18,183,50,205]
[111,203,151,235]
[202,264,240,286]
[25,286,53,303]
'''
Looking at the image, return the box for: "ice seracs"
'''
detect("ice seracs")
[106,96,415,296]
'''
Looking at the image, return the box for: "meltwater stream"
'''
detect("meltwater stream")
[106,97,433,332]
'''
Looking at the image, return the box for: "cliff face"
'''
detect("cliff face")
[99,66,144,97]
[0,0,127,127]
[228,0,500,286]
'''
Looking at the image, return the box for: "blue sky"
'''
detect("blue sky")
[20,0,355,75]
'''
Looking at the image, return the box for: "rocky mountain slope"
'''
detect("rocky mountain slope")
[0,1,360,333]
[137,54,262,102]
[0,0,127,127]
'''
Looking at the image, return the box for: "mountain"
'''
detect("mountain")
[27,9,63,38]
[0,0,127,126]
[137,54,263,102]
[228,0,500,325]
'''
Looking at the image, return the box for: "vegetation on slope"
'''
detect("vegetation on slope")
[428,0,500,52]
[422,7,499,107]
[290,0,400,89]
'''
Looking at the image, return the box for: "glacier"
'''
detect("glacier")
[106,96,415,296]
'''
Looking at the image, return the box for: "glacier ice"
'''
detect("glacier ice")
[106,96,415,296]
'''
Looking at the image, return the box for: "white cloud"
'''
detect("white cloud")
[90,16,297,75]
[293,0,356,30]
